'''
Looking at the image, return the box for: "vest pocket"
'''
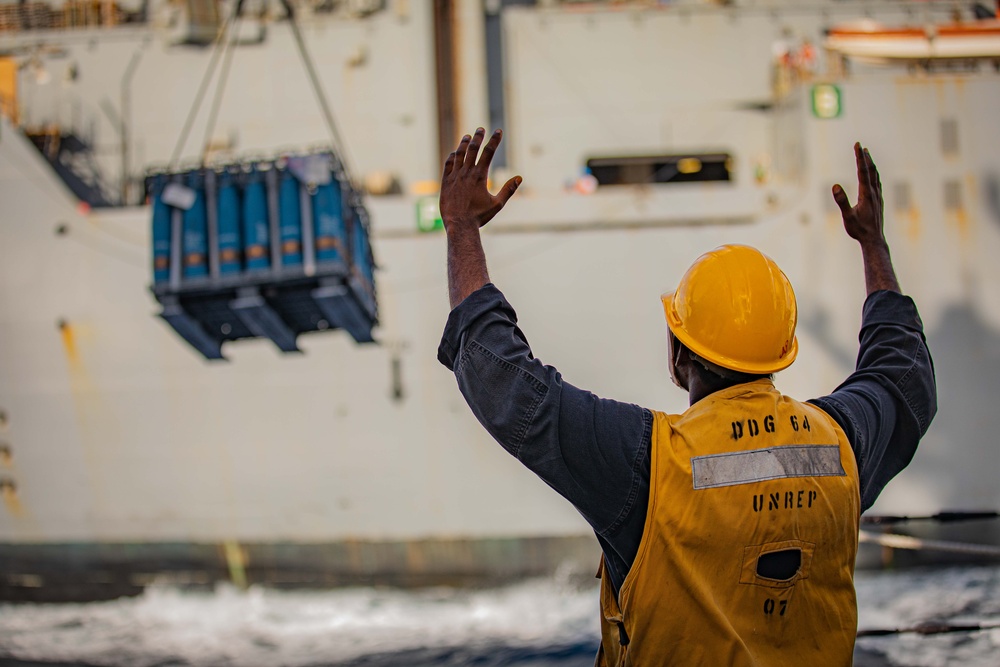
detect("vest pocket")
[739,539,815,588]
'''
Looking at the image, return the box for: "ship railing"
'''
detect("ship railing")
[16,87,122,207]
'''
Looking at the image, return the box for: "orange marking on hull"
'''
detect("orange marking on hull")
[906,207,922,242]
[60,322,78,364]
[2,484,24,517]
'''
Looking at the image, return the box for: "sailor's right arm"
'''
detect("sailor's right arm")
[440,128,521,309]
[437,284,651,590]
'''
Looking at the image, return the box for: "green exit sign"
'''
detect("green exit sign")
[416,197,444,232]
[811,84,842,119]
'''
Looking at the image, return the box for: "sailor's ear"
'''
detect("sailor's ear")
[668,333,689,392]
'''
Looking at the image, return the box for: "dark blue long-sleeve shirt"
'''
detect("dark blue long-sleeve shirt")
[438,284,937,593]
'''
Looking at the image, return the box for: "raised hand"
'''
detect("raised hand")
[832,142,885,245]
[832,142,899,295]
[440,128,521,231]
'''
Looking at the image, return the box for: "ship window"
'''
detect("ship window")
[893,182,912,211]
[586,153,732,186]
[944,180,963,211]
[941,118,959,156]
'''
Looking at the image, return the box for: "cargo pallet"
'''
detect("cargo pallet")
[148,153,377,360]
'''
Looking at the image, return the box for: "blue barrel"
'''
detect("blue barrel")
[149,172,171,284]
[352,207,374,287]
[241,163,270,272]
[351,205,376,318]
[313,173,345,265]
[216,166,242,275]
[277,164,303,268]
[182,169,209,280]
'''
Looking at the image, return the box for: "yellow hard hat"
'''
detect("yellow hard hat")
[661,245,798,374]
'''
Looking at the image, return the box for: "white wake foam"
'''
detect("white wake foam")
[0,568,598,666]
[3,564,1000,666]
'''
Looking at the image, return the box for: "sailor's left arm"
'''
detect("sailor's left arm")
[809,291,937,511]
[814,143,937,511]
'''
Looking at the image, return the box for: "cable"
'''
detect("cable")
[168,0,244,170]
[858,621,1000,638]
[170,0,353,179]
[862,511,1000,526]
[858,530,1000,558]
[200,11,243,163]
[281,0,356,180]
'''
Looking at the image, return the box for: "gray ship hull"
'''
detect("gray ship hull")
[1,1,998,599]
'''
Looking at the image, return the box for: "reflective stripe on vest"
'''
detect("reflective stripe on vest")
[599,380,860,666]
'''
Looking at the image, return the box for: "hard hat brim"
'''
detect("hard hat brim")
[661,292,798,375]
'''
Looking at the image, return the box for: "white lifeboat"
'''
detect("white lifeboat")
[824,16,1000,65]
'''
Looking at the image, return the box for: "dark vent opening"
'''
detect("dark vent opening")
[944,180,963,211]
[940,118,960,156]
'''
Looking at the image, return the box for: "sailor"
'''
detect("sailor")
[436,128,937,665]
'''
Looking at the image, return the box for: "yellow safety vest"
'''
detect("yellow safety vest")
[598,380,860,666]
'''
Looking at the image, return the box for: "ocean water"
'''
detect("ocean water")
[1,565,998,667]
[854,565,1000,667]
